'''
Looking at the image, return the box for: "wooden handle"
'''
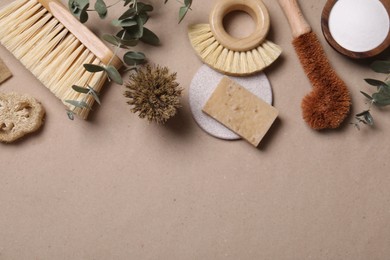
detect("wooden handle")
[38,0,122,69]
[209,0,270,52]
[277,0,311,38]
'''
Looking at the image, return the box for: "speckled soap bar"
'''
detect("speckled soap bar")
[202,77,278,147]
[0,58,12,84]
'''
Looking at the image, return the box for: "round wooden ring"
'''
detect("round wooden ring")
[321,0,390,59]
[209,0,270,52]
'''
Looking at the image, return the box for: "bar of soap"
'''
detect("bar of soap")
[0,58,12,84]
[202,77,278,147]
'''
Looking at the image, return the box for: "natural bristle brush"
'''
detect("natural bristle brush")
[0,0,123,119]
[188,0,282,76]
[278,0,351,130]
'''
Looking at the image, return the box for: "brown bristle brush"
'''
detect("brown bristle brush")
[188,0,282,76]
[278,0,351,130]
[0,0,123,119]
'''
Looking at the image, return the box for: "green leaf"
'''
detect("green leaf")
[102,34,120,45]
[363,111,374,126]
[136,15,144,37]
[105,65,123,85]
[364,78,387,89]
[65,100,92,110]
[123,51,146,66]
[123,0,132,6]
[360,91,373,100]
[84,64,105,72]
[372,92,390,107]
[72,85,90,94]
[371,60,390,74]
[112,18,138,27]
[84,64,105,73]
[140,27,160,45]
[184,0,192,7]
[66,109,75,120]
[79,9,89,23]
[87,86,101,105]
[68,0,89,16]
[178,6,189,23]
[119,8,137,20]
[95,0,107,19]
[138,12,149,25]
[136,2,153,13]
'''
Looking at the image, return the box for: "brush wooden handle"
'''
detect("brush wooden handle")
[277,0,311,38]
[209,0,270,52]
[38,0,122,69]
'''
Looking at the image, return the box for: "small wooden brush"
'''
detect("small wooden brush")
[278,0,351,130]
[188,0,282,76]
[0,0,122,119]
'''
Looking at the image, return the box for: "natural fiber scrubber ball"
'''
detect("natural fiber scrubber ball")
[124,65,183,124]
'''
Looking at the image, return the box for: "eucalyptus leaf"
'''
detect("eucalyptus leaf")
[371,60,390,74]
[365,78,387,90]
[360,91,373,100]
[79,9,89,23]
[65,100,92,110]
[87,86,101,105]
[123,0,132,6]
[140,27,160,45]
[178,6,189,23]
[372,93,390,107]
[119,8,137,20]
[95,0,107,19]
[184,0,192,7]
[66,110,75,120]
[363,111,374,126]
[356,110,370,117]
[72,85,90,94]
[112,18,137,27]
[137,3,153,13]
[105,65,123,85]
[84,64,105,72]
[124,51,146,66]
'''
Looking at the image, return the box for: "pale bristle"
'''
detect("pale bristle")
[0,0,106,119]
[188,24,282,76]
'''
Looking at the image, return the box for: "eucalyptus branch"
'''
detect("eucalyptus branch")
[353,60,390,130]
[66,0,192,120]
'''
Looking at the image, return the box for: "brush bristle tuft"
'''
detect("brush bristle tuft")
[188,24,282,76]
[0,0,107,119]
[293,32,351,130]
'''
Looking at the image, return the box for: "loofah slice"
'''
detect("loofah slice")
[188,24,282,76]
[0,92,45,143]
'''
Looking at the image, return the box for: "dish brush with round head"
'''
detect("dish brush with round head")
[188,0,282,76]
[278,0,351,130]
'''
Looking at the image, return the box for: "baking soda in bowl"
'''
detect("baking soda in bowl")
[328,0,389,52]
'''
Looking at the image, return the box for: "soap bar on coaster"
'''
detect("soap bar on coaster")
[0,58,12,84]
[202,77,278,147]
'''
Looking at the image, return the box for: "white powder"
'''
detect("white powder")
[329,0,389,52]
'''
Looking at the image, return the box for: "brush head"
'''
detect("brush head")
[188,24,282,76]
[293,32,351,129]
[0,0,122,119]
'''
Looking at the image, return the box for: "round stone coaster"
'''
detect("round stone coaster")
[189,65,273,140]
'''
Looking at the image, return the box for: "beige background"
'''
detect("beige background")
[1,0,390,259]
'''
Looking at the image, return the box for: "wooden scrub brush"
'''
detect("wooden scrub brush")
[0,0,122,119]
[278,0,351,130]
[188,0,282,76]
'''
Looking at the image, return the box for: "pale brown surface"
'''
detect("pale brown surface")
[1,0,390,259]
